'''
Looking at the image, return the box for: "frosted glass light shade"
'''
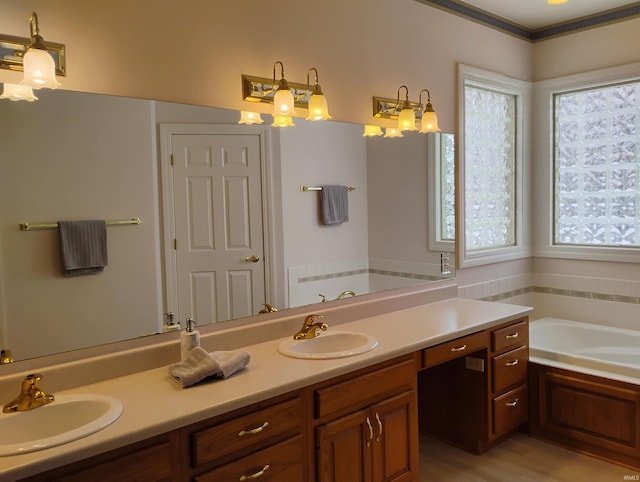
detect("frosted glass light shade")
[419,110,441,133]
[0,83,38,101]
[273,88,297,116]
[272,114,295,127]
[239,111,264,124]
[21,48,60,89]
[384,127,403,138]
[397,108,417,131]
[363,125,383,137]
[306,93,331,121]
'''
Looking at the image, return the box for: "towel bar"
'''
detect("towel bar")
[20,218,142,231]
[300,186,355,192]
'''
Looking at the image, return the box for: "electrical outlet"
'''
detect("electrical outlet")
[440,253,452,275]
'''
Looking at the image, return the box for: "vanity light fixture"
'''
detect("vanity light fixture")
[418,89,441,133]
[362,125,383,137]
[21,12,61,89]
[0,12,65,86]
[238,111,264,125]
[372,86,440,134]
[383,127,404,138]
[0,83,38,102]
[396,85,417,131]
[272,61,297,117]
[306,68,331,121]
[547,0,568,4]
[241,61,332,126]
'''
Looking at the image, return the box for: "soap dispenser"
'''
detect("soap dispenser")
[180,317,200,361]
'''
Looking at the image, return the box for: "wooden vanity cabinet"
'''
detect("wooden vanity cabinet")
[419,316,529,454]
[182,392,308,481]
[314,355,419,482]
[20,432,183,482]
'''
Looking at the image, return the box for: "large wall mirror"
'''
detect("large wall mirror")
[0,88,455,363]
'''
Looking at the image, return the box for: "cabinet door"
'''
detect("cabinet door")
[371,391,418,482]
[317,408,372,482]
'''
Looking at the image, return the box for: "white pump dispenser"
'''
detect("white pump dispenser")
[180,317,200,361]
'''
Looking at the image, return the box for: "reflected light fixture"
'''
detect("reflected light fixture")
[306,67,331,121]
[396,85,417,131]
[238,111,264,125]
[418,89,441,133]
[363,125,383,137]
[272,114,295,127]
[272,61,297,117]
[21,12,60,89]
[0,83,38,101]
[384,127,404,138]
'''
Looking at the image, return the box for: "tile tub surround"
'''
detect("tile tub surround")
[458,273,640,330]
[0,295,531,480]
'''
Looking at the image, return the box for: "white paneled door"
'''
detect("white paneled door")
[166,129,265,325]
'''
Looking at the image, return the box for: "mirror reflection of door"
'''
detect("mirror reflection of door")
[163,126,266,326]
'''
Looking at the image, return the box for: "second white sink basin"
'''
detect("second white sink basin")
[278,331,378,359]
[0,393,123,456]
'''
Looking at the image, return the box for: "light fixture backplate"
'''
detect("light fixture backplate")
[373,96,423,120]
[0,34,66,75]
[242,74,314,108]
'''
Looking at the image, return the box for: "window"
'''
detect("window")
[554,81,640,247]
[457,64,531,268]
[533,62,640,262]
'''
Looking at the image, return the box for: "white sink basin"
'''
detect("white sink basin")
[0,394,123,456]
[278,331,378,359]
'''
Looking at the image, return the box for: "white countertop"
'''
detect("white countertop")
[1,297,531,480]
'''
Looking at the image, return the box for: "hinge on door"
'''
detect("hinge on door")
[170,154,174,166]
[173,239,177,250]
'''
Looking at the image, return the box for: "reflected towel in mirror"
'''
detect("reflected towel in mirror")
[168,346,251,388]
[321,185,349,225]
[58,220,108,277]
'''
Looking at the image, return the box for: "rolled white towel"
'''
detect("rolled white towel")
[168,346,251,388]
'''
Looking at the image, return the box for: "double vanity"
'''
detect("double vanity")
[0,292,531,481]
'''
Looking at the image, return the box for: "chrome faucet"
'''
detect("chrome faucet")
[3,373,55,413]
[293,314,328,340]
[336,290,356,300]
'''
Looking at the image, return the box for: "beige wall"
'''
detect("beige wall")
[533,17,640,81]
[0,0,532,131]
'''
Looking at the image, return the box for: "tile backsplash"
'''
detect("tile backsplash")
[458,273,640,330]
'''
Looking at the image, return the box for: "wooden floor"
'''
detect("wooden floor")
[419,433,637,481]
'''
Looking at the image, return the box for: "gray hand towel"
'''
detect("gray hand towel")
[168,346,251,388]
[58,220,108,277]
[321,185,349,225]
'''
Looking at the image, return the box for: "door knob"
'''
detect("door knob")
[245,255,260,262]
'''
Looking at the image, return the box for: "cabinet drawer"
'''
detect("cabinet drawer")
[422,331,486,368]
[191,397,302,467]
[491,319,528,353]
[315,359,415,419]
[492,345,528,393]
[492,385,528,435]
[194,435,304,482]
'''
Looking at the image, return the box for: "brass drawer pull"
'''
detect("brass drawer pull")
[238,421,269,437]
[450,344,467,352]
[366,416,374,447]
[375,412,383,443]
[505,332,519,340]
[506,399,519,407]
[239,464,270,480]
[505,359,519,367]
